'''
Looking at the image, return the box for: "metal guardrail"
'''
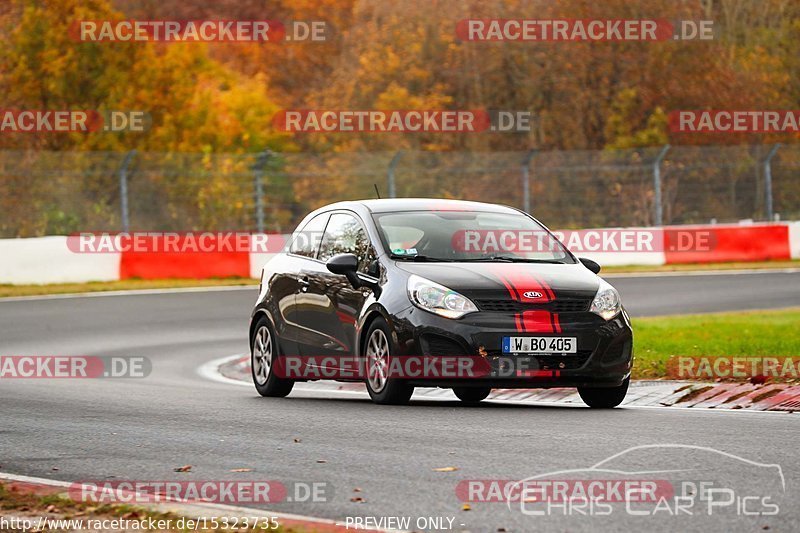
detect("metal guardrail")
[0,144,797,237]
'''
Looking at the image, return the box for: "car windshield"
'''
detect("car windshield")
[372,210,575,263]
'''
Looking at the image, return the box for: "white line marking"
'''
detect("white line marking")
[0,472,72,488]
[604,267,800,278]
[0,472,399,532]
[0,285,257,303]
[197,354,253,388]
[199,355,799,417]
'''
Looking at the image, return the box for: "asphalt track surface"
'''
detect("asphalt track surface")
[1,270,799,532]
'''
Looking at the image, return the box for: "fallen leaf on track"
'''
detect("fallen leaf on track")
[433,466,458,472]
[229,468,252,473]
[173,465,192,472]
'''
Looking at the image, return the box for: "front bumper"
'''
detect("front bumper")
[389,306,633,389]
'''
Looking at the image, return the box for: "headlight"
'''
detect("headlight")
[407,274,478,319]
[590,279,621,320]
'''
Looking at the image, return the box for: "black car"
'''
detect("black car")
[249,199,633,407]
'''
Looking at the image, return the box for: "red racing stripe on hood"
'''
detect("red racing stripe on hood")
[487,264,562,333]
[485,264,552,303]
[482,264,562,333]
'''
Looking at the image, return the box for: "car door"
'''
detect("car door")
[295,211,377,358]
[281,212,329,355]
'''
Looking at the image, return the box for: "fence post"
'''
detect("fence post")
[653,144,670,226]
[252,150,271,233]
[387,151,403,198]
[764,143,781,222]
[521,149,537,213]
[118,150,136,232]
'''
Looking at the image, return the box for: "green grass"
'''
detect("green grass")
[602,259,800,274]
[0,278,258,298]
[633,308,800,379]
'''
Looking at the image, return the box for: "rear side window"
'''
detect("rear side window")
[289,212,329,258]
[318,213,376,273]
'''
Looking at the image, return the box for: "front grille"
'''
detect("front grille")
[485,350,593,370]
[475,300,519,313]
[534,351,593,370]
[475,298,591,313]
[552,299,592,313]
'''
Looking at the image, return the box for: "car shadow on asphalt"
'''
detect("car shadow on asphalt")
[246,394,596,411]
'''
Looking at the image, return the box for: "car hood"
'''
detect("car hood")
[395,261,602,301]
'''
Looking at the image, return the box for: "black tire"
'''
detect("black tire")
[453,386,491,404]
[362,317,414,405]
[251,316,294,397]
[578,377,629,408]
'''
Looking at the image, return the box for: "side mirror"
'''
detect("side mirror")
[326,253,361,288]
[579,257,601,274]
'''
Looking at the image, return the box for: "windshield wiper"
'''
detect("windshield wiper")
[390,254,454,262]
[460,256,566,264]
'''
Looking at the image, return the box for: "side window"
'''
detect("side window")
[289,213,329,258]
[318,213,376,273]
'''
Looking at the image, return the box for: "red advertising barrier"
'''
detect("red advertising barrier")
[119,234,250,279]
[664,224,790,264]
[100,224,791,280]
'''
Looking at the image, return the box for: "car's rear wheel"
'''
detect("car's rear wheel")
[453,386,491,404]
[251,317,294,397]
[578,377,629,408]
[363,318,413,405]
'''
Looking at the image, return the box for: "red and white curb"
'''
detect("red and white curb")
[0,472,399,533]
[200,354,800,414]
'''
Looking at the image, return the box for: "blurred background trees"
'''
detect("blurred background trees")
[0,0,798,234]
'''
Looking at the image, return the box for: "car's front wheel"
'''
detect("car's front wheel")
[578,377,629,408]
[453,386,491,404]
[251,317,294,397]
[363,318,414,405]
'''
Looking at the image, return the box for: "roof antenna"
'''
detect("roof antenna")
[373,183,381,199]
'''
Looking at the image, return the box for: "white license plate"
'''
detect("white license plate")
[502,336,577,354]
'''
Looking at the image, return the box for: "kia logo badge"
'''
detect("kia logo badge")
[523,291,543,299]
